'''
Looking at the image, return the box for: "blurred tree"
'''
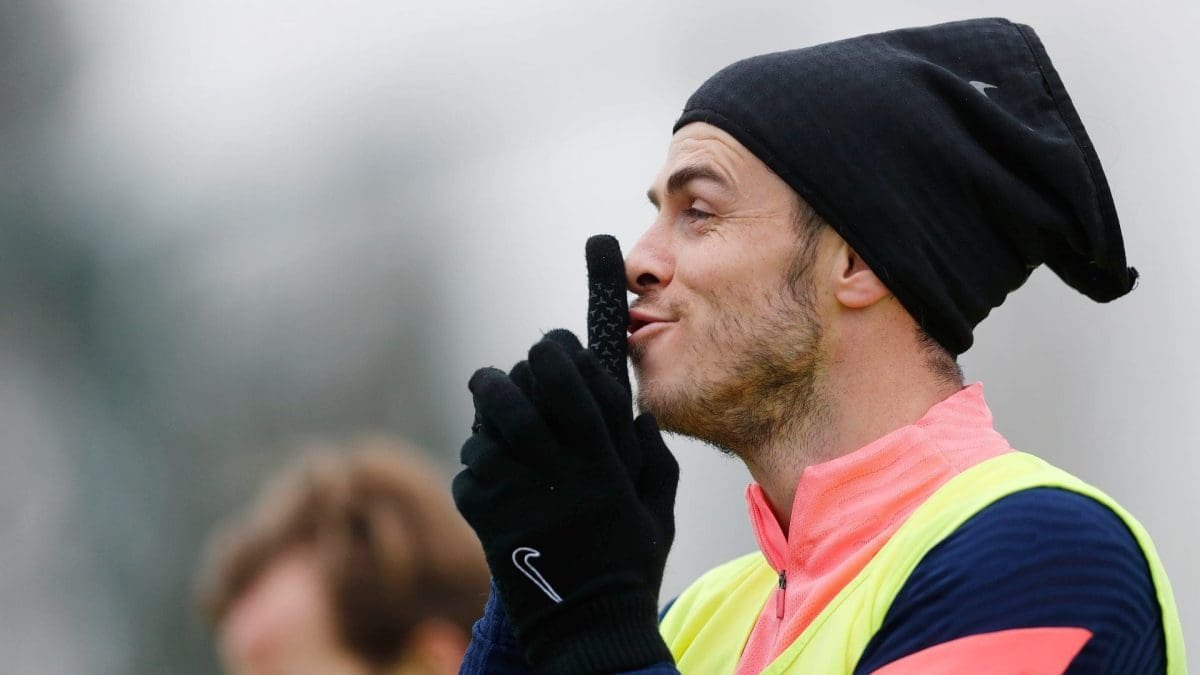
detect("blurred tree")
[2,2,452,672]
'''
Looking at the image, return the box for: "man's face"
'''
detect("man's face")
[626,123,830,455]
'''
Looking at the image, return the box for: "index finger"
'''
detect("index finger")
[585,234,630,394]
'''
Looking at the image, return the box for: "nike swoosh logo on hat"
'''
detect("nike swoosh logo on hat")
[969,80,998,96]
[512,547,563,603]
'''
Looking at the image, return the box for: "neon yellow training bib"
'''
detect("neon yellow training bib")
[660,452,1186,673]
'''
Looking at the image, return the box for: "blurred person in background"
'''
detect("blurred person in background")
[197,438,488,675]
[451,18,1185,674]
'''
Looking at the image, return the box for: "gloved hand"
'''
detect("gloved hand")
[513,327,679,602]
[452,235,679,673]
[581,234,678,599]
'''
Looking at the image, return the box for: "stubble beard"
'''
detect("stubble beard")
[632,282,831,462]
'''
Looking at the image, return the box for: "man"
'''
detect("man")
[198,437,490,675]
[452,18,1186,673]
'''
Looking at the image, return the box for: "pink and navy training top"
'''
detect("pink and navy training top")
[462,384,1165,673]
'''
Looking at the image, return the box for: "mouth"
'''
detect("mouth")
[628,309,675,342]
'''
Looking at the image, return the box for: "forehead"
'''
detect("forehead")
[219,553,338,663]
[652,122,782,195]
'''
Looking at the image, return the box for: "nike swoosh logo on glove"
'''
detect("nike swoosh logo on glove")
[512,547,563,603]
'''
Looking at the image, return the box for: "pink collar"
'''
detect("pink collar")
[737,383,1012,673]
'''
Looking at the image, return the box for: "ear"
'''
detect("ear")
[832,241,890,309]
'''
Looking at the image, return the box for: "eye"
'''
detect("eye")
[682,204,713,220]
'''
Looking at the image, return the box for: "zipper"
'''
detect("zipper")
[775,569,787,619]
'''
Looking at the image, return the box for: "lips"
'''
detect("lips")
[628,308,675,339]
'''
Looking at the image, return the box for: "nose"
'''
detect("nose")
[625,223,673,296]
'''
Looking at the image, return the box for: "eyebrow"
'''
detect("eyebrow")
[646,164,732,209]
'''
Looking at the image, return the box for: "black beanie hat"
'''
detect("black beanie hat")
[674,18,1137,354]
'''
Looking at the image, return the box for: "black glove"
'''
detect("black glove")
[518,328,678,602]
[581,236,676,598]
[452,235,679,673]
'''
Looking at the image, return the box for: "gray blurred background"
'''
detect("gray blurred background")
[2,1,1195,672]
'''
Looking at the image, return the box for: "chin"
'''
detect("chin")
[634,376,691,429]
[633,363,678,412]
[633,371,664,412]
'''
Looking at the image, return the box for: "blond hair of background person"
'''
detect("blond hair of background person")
[197,437,489,675]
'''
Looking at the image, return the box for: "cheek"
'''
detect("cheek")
[670,229,800,332]
[675,227,794,298]
[674,248,748,308]
[678,262,772,330]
